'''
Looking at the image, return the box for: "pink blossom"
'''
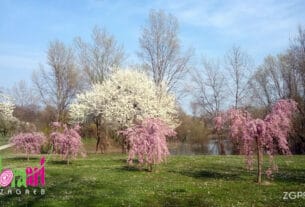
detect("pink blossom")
[214,99,298,177]
[120,118,176,169]
[51,122,61,128]
[9,132,46,158]
[50,123,85,163]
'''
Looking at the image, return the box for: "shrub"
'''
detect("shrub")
[50,122,85,164]
[120,118,176,171]
[10,132,46,160]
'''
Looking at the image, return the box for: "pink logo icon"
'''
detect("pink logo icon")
[0,169,14,187]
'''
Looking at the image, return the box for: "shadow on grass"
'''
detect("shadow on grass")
[170,169,242,181]
[5,156,40,162]
[49,160,69,165]
[119,165,141,171]
[143,192,213,207]
[116,163,155,172]
[273,170,305,183]
[115,158,127,164]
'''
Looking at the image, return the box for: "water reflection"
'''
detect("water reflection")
[169,139,232,155]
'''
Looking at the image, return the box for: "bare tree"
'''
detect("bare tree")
[249,53,300,107]
[286,26,305,99]
[32,40,82,121]
[249,55,285,107]
[75,26,125,85]
[192,58,227,118]
[191,58,227,155]
[249,66,273,107]
[225,46,253,109]
[10,80,39,107]
[138,10,192,93]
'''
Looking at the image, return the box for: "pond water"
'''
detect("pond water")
[169,139,232,155]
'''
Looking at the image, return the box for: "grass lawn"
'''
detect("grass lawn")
[0,148,304,207]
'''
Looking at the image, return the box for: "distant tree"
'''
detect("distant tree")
[214,99,298,184]
[9,132,46,160]
[191,57,227,154]
[225,46,253,109]
[120,118,176,171]
[138,10,192,93]
[50,122,85,164]
[10,81,39,124]
[13,105,39,124]
[0,92,16,136]
[32,40,82,121]
[285,26,305,154]
[0,92,15,121]
[175,111,210,147]
[192,57,227,118]
[249,55,288,107]
[289,26,305,99]
[70,69,179,153]
[75,26,125,85]
[10,80,39,107]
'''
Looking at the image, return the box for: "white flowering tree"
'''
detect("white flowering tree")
[0,92,16,136]
[70,69,179,152]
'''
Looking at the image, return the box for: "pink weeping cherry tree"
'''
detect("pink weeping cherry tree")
[120,118,176,171]
[50,122,85,164]
[214,99,298,184]
[10,132,46,160]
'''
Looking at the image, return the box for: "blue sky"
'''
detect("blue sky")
[0,0,304,90]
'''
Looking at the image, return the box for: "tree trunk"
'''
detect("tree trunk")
[231,142,240,155]
[101,121,108,154]
[219,141,226,155]
[256,138,263,184]
[95,120,101,153]
[216,131,226,155]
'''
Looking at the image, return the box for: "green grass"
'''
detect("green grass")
[0,151,304,207]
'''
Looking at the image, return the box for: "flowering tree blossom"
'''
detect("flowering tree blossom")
[70,69,179,152]
[120,118,176,171]
[0,93,17,136]
[9,132,46,160]
[214,99,298,183]
[50,122,85,164]
[0,93,14,120]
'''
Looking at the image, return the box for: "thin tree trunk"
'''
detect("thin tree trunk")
[231,140,241,155]
[219,141,226,155]
[101,121,108,154]
[216,131,226,155]
[95,120,101,153]
[256,138,263,184]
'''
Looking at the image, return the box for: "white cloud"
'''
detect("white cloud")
[155,0,304,62]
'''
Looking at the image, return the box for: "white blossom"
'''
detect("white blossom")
[0,92,15,121]
[70,69,179,129]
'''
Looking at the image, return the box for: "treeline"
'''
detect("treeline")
[190,27,305,154]
[1,10,304,154]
